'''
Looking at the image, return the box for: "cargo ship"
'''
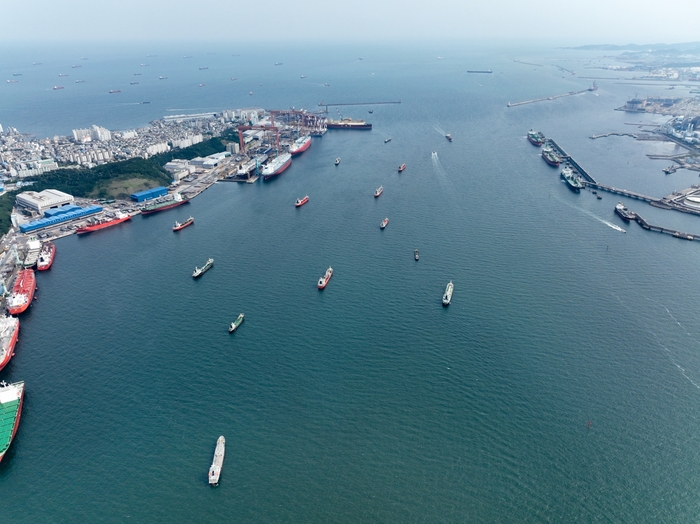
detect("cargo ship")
[527,130,545,146]
[289,136,311,156]
[36,241,56,271]
[7,269,36,316]
[209,436,225,486]
[380,217,389,229]
[414,249,419,261]
[76,212,131,234]
[398,164,406,172]
[262,153,292,180]
[0,317,20,372]
[541,147,561,167]
[193,258,214,278]
[615,202,635,221]
[327,118,372,130]
[229,314,244,333]
[0,381,25,462]
[173,216,194,231]
[561,166,584,192]
[141,193,190,215]
[295,196,309,207]
[442,281,454,306]
[318,267,333,289]
[374,186,383,198]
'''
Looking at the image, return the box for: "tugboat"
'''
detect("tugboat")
[445,134,453,142]
[173,216,194,231]
[335,158,341,165]
[414,249,419,261]
[208,436,225,486]
[442,281,454,306]
[295,196,309,207]
[398,163,406,172]
[192,258,214,278]
[615,201,635,221]
[374,186,383,198]
[380,217,389,229]
[318,267,333,289]
[229,314,245,333]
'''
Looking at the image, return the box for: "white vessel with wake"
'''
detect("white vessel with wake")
[208,436,225,486]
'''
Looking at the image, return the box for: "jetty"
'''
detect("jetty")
[508,83,597,107]
[318,100,401,113]
[590,132,638,139]
[622,207,695,240]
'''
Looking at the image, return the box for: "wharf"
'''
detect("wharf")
[622,207,696,240]
[508,83,597,107]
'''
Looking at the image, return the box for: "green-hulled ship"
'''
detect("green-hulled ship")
[229,313,244,333]
[141,193,190,215]
[0,381,25,462]
[561,166,584,192]
[193,258,214,278]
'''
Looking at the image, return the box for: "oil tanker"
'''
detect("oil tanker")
[289,136,311,156]
[262,153,292,180]
[7,269,36,316]
[141,194,190,215]
[0,317,19,371]
[76,212,131,234]
[327,118,372,130]
[0,381,24,462]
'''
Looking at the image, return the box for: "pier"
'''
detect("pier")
[507,83,597,107]
[590,132,638,139]
[624,207,695,240]
[318,100,401,113]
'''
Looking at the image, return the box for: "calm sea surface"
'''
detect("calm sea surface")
[2,42,700,522]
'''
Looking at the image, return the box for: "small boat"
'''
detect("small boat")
[380,217,389,229]
[192,258,214,278]
[173,216,194,231]
[368,110,373,114]
[231,77,237,81]
[199,83,205,87]
[323,83,330,87]
[442,281,454,306]
[274,62,283,66]
[596,194,602,200]
[445,134,453,142]
[335,158,340,165]
[300,75,306,78]
[249,91,253,95]
[53,86,64,90]
[398,164,406,172]
[159,76,167,80]
[374,186,383,198]
[208,436,225,486]
[414,249,419,261]
[6,80,18,84]
[229,314,244,333]
[318,267,333,289]
[199,66,209,70]
[130,81,139,85]
[295,196,309,207]
[58,73,68,77]
[109,89,121,93]
[75,80,85,83]
[384,138,391,143]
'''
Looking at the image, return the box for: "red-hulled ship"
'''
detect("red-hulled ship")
[541,147,561,167]
[295,196,309,207]
[7,269,36,316]
[173,216,194,231]
[527,130,545,146]
[76,212,131,234]
[262,153,292,180]
[289,136,311,156]
[398,164,406,172]
[36,242,56,271]
[317,267,333,289]
[0,316,19,371]
[374,186,383,198]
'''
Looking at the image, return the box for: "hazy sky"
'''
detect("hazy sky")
[3,0,700,43]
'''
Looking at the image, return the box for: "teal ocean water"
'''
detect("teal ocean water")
[2,42,700,521]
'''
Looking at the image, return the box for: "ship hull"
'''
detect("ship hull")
[173,219,194,231]
[0,382,24,463]
[76,216,131,234]
[290,137,311,156]
[0,322,19,372]
[263,156,292,180]
[327,123,372,130]
[542,154,560,167]
[528,135,544,146]
[8,270,36,316]
[36,243,56,271]
[141,199,190,215]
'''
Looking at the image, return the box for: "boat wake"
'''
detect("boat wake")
[552,194,626,233]
[433,124,446,136]
[431,151,453,192]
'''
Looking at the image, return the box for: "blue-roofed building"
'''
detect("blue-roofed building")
[19,205,103,233]
[130,186,168,202]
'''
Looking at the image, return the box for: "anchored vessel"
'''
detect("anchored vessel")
[318,267,333,289]
[615,201,635,221]
[0,381,25,462]
[374,186,383,198]
[414,249,419,261]
[193,258,214,278]
[36,241,56,271]
[173,216,194,231]
[76,212,131,234]
[289,136,311,156]
[334,158,341,165]
[327,118,372,130]
[142,193,190,215]
[7,269,36,316]
[398,164,406,172]
[262,153,292,180]
[295,196,309,207]
[445,134,453,142]
[527,130,545,146]
[229,314,245,333]
[561,166,584,192]
[541,146,561,167]
[208,436,225,486]
[380,217,389,229]
[0,317,20,372]
[442,281,454,306]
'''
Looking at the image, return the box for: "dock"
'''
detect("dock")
[318,100,401,113]
[508,83,597,107]
[623,207,695,240]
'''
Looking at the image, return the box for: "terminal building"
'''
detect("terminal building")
[15,189,75,215]
[130,186,169,202]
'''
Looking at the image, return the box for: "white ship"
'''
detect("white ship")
[262,153,292,180]
[208,436,226,486]
[442,281,454,306]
